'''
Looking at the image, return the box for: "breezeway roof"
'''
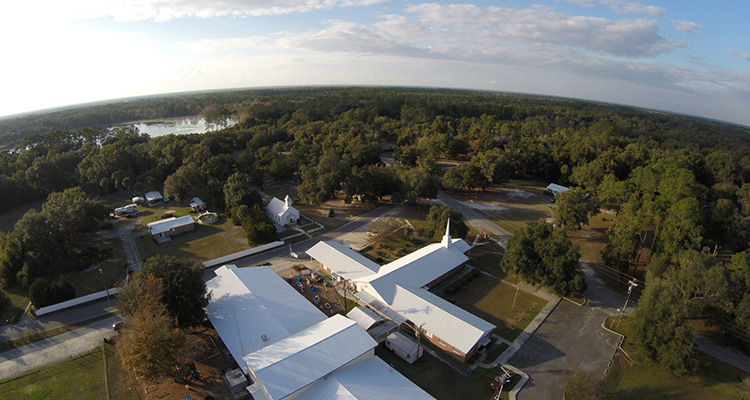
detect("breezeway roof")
[346,306,384,330]
[307,241,381,281]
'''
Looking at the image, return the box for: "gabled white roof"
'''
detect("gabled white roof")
[346,306,384,330]
[360,239,469,303]
[189,197,205,207]
[266,196,298,218]
[389,285,495,355]
[144,191,163,201]
[206,265,326,373]
[307,241,381,281]
[296,356,434,400]
[147,215,194,235]
[244,314,376,400]
[546,183,569,193]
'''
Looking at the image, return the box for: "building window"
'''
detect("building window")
[452,348,463,356]
[423,330,433,339]
[438,338,447,347]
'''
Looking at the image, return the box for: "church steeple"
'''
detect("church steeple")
[284,195,292,208]
[442,219,452,248]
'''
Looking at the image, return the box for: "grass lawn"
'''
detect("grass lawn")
[137,215,249,263]
[0,347,106,400]
[468,241,511,280]
[566,212,612,264]
[66,238,129,295]
[442,276,547,342]
[601,353,750,399]
[375,343,519,400]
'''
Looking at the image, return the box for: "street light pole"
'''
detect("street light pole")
[510,286,519,313]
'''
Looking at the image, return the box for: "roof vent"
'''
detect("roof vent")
[261,335,268,342]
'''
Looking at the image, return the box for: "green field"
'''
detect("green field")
[375,343,519,400]
[0,347,106,400]
[601,353,750,399]
[442,275,547,342]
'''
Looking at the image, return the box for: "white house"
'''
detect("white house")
[266,195,300,226]
[206,265,433,400]
[308,221,496,362]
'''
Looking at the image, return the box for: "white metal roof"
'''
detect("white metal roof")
[144,191,163,201]
[546,183,569,193]
[189,197,205,207]
[296,356,434,400]
[346,306,384,330]
[389,285,495,355]
[147,215,194,235]
[386,331,420,356]
[206,265,327,374]
[244,314,376,400]
[266,196,298,216]
[359,240,469,303]
[307,241,381,281]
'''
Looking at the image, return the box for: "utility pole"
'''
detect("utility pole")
[510,286,519,313]
[615,279,638,328]
[98,267,115,327]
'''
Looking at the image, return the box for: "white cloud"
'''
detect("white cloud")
[4,0,387,22]
[404,3,676,57]
[671,19,703,34]
[559,0,664,16]
[728,48,750,63]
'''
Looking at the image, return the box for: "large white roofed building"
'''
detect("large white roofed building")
[308,220,496,362]
[206,264,433,400]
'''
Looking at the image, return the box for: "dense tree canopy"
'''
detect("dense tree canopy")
[140,255,211,328]
[501,221,586,295]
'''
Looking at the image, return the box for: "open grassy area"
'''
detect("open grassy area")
[442,275,546,342]
[375,343,519,400]
[137,215,249,263]
[468,241,511,280]
[448,180,553,235]
[66,238,129,295]
[566,212,612,264]
[601,353,750,399]
[0,347,106,400]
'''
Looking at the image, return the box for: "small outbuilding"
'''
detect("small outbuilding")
[265,195,300,226]
[144,191,164,205]
[545,183,569,197]
[131,196,145,205]
[385,331,423,364]
[189,197,207,212]
[147,215,194,242]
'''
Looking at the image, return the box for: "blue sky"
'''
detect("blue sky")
[1,0,749,126]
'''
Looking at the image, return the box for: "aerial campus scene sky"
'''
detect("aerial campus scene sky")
[1,0,749,126]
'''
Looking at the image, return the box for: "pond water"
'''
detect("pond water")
[116,116,235,137]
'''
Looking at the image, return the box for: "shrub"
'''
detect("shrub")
[101,222,113,230]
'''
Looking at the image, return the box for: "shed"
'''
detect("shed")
[144,191,164,205]
[385,331,423,364]
[189,197,207,212]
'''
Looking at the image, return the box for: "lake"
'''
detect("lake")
[116,116,235,137]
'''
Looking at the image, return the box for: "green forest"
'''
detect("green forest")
[1,87,750,375]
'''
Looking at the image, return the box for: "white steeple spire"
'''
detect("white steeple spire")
[442,218,452,248]
[284,195,292,208]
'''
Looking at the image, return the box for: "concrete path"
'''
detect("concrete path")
[695,335,750,373]
[0,316,122,380]
[437,192,513,247]
[121,232,145,271]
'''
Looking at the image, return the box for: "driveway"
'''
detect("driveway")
[509,263,625,400]
[437,192,513,246]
